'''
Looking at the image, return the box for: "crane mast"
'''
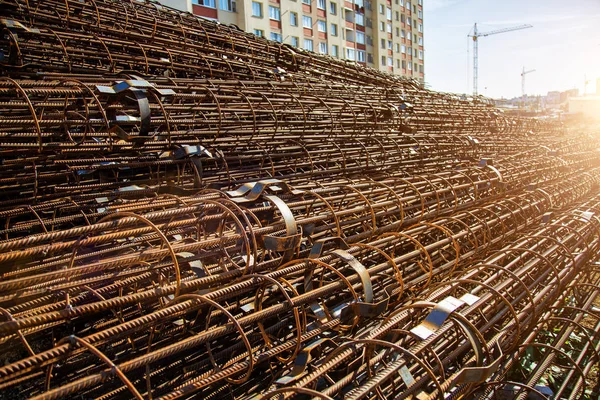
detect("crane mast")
[521,67,536,109]
[468,23,533,96]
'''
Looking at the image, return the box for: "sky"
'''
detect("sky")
[423,0,600,99]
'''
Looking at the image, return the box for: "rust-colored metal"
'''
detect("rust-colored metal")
[0,0,598,399]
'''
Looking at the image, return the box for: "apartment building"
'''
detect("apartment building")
[159,0,424,81]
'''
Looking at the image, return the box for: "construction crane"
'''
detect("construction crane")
[521,66,536,109]
[468,23,533,96]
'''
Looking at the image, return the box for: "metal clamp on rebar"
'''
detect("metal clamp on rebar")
[275,338,336,385]
[96,80,174,142]
[226,178,304,202]
[332,249,390,319]
[227,179,303,262]
[410,293,480,340]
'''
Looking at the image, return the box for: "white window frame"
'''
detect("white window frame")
[317,0,326,9]
[303,15,313,28]
[194,0,216,8]
[356,31,365,44]
[290,12,298,26]
[218,0,232,11]
[251,1,262,17]
[346,48,356,60]
[268,6,280,20]
[317,20,327,32]
[304,38,314,51]
[357,50,365,62]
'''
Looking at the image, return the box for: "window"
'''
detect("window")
[418,50,423,60]
[418,10,422,18]
[400,0,404,5]
[331,24,338,35]
[418,23,422,32]
[381,55,386,65]
[407,46,411,54]
[414,48,417,56]
[401,14,405,23]
[358,50,365,62]
[346,48,355,60]
[388,40,392,49]
[303,15,313,28]
[317,0,326,8]
[413,5,416,12]
[330,2,337,14]
[387,56,393,66]
[397,59,400,68]
[345,29,355,41]
[269,6,280,20]
[319,42,327,54]
[407,18,411,26]
[253,29,264,37]
[304,39,313,51]
[379,4,384,13]
[331,44,339,56]
[407,33,411,41]
[219,0,233,11]
[355,13,364,25]
[408,62,412,70]
[290,11,298,25]
[368,53,373,63]
[401,44,406,53]
[380,38,385,48]
[387,23,392,33]
[291,36,299,47]
[317,20,327,32]
[418,36,423,45]
[402,60,406,69]
[414,62,417,71]
[356,31,365,44]
[379,21,384,31]
[251,1,262,16]
[344,8,354,23]
[406,1,410,10]
[418,0,422,4]
[419,64,423,73]
[414,19,417,27]
[386,7,392,20]
[401,29,405,38]
[395,11,399,21]
[194,0,216,8]
[395,27,399,36]
[414,33,417,42]
[395,43,399,52]
[302,0,311,4]
[270,32,282,42]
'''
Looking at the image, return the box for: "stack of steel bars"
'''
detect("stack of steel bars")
[0,0,599,399]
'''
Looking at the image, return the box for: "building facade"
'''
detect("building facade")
[159,0,424,81]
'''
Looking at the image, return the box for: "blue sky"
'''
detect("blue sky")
[423,0,600,98]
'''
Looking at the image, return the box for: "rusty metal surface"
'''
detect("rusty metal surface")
[0,1,599,399]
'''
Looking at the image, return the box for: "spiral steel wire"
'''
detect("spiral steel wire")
[0,0,599,399]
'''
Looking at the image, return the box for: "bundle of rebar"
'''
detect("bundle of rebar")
[0,0,599,399]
